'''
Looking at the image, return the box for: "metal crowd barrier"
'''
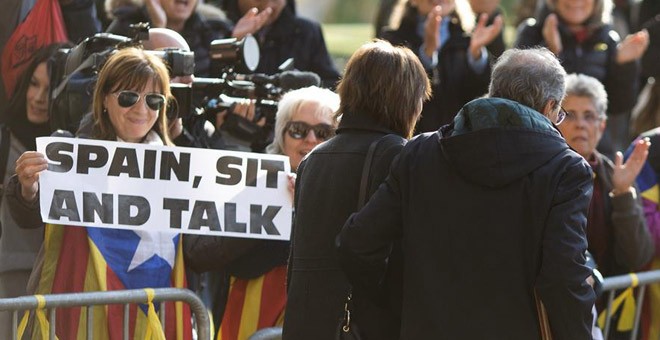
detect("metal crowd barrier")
[599,269,660,340]
[0,287,211,340]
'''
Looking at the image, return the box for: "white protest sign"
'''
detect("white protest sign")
[36,137,292,240]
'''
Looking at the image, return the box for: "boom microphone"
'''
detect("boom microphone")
[237,70,321,91]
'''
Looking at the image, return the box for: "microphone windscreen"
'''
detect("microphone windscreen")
[279,70,321,91]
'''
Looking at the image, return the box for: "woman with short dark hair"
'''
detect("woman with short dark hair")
[282,39,430,340]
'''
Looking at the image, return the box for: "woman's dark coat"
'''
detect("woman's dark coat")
[282,112,405,340]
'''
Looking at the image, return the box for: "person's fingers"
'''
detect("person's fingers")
[246,100,256,121]
[614,151,623,168]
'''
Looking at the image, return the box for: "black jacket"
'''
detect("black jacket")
[381,13,491,133]
[516,19,639,115]
[338,97,596,339]
[282,113,406,340]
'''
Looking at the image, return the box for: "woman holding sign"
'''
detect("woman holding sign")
[7,47,192,338]
[283,40,431,340]
[184,85,340,339]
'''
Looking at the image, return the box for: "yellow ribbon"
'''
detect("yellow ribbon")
[598,273,639,332]
[144,288,166,340]
[17,295,55,340]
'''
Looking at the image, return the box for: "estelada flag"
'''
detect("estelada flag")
[217,265,286,340]
[1,0,68,99]
[32,224,192,339]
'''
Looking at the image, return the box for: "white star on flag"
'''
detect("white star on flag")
[128,230,178,272]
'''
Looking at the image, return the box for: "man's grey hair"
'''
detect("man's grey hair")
[565,73,608,118]
[488,47,567,114]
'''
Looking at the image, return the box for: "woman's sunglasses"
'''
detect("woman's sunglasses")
[285,121,335,141]
[113,91,166,111]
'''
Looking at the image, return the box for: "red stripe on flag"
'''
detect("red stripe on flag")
[50,226,90,339]
[221,278,249,340]
[257,266,287,329]
[105,265,129,339]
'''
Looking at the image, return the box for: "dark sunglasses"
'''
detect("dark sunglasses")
[114,91,166,111]
[285,121,335,141]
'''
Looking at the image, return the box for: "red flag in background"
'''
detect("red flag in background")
[1,0,68,98]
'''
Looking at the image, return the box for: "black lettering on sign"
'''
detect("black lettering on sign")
[48,189,81,221]
[82,192,113,223]
[160,151,190,181]
[108,148,141,178]
[77,144,109,174]
[261,159,285,188]
[118,195,150,225]
[224,202,246,233]
[45,142,74,173]
[163,198,189,229]
[216,156,242,185]
[250,204,281,235]
[188,200,221,231]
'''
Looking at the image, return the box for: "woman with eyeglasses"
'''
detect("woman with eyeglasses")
[282,40,431,340]
[182,86,339,338]
[557,73,653,280]
[515,0,649,158]
[6,47,191,338]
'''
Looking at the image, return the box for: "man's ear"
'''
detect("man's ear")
[541,100,556,117]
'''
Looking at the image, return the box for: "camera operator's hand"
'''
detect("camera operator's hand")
[215,99,265,131]
[232,7,273,39]
[15,151,48,203]
[145,0,168,29]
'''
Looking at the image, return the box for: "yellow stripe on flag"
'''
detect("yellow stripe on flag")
[237,275,266,340]
[641,184,660,203]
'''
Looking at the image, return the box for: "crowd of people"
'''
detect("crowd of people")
[1,0,660,339]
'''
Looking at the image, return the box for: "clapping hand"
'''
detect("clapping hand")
[469,13,503,59]
[423,6,443,58]
[144,0,167,28]
[232,7,273,39]
[617,29,649,64]
[542,13,562,55]
[611,138,651,196]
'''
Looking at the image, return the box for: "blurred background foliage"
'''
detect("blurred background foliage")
[302,0,522,67]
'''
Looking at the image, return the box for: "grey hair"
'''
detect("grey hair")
[266,86,340,155]
[489,47,567,113]
[565,73,608,118]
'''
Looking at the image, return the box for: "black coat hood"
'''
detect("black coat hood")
[439,97,569,188]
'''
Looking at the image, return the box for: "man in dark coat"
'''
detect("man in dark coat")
[337,47,596,339]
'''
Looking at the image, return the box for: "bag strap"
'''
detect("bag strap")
[0,125,10,188]
[357,135,389,210]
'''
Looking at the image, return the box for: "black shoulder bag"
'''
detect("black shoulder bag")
[337,135,390,340]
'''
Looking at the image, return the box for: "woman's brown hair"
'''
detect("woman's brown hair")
[91,47,173,145]
[336,40,431,139]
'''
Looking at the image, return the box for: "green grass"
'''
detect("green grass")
[322,23,374,59]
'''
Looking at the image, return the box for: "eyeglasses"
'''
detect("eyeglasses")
[113,91,166,111]
[285,121,335,141]
[563,110,603,124]
[555,106,568,125]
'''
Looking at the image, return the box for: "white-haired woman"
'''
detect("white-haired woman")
[184,86,339,339]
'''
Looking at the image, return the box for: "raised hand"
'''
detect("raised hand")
[232,7,273,39]
[423,6,443,58]
[469,13,503,59]
[144,0,167,28]
[542,13,562,55]
[617,29,649,64]
[15,151,48,203]
[611,138,651,196]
